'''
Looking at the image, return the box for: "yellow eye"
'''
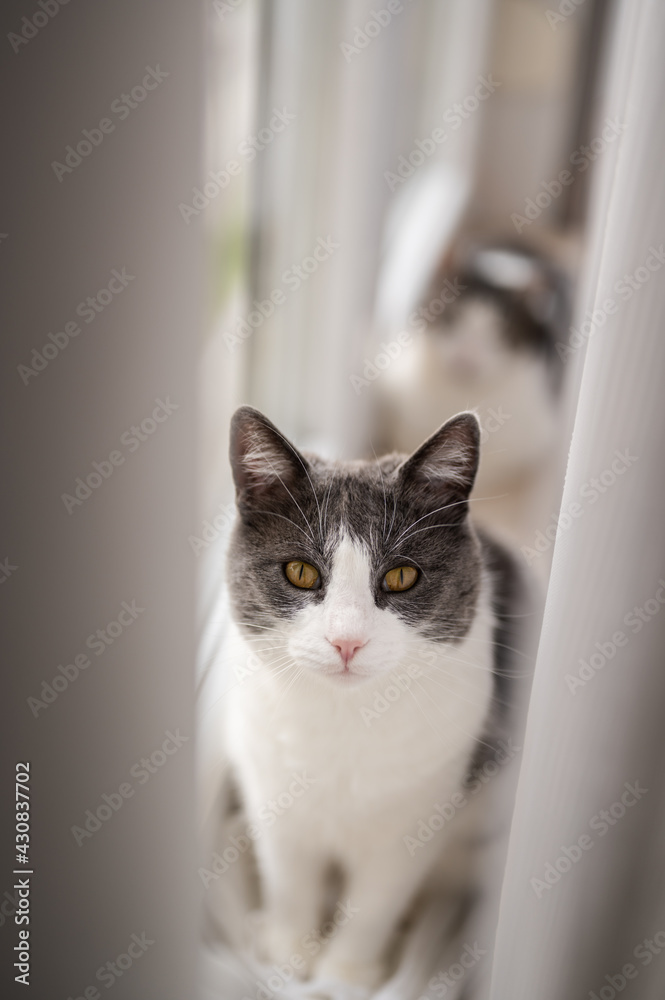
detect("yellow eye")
[383,566,418,592]
[285,560,320,589]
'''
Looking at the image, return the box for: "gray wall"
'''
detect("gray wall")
[0,2,203,996]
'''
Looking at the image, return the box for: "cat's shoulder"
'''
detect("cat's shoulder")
[475,524,539,712]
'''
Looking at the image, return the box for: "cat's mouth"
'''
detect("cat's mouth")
[326,664,370,685]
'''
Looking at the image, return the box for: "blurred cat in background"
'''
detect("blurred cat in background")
[374,241,571,562]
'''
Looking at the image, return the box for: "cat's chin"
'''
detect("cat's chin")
[323,668,372,686]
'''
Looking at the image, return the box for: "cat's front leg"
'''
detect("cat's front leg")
[313,839,435,989]
[255,832,324,976]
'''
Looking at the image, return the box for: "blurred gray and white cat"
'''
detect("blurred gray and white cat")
[203,406,531,992]
[376,244,570,555]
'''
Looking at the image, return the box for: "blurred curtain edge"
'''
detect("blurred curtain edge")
[489,1,665,996]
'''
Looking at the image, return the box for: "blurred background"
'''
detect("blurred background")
[199,0,612,567]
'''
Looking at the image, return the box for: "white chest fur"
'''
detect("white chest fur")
[224,578,495,856]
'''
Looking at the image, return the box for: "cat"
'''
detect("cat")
[211,405,531,991]
[375,242,571,558]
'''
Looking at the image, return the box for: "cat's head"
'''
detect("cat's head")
[227,407,483,684]
[426,246,567,389]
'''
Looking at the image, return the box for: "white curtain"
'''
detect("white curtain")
[489,2,665,997]
[242,0,493,460]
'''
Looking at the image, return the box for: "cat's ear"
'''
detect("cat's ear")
[397,412,480,500]
[229,406,310,506]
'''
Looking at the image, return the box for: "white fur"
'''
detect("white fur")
[379,308,559,554]
[222,536,496,987]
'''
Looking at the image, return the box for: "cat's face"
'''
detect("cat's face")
[227,408,483,684]
[426,247,566,393]
[431,298,515,386]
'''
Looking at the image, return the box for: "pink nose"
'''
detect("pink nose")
[328,637,367,665]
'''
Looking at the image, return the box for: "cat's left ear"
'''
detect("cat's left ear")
[229,406,311,508]
[397,412,480,501]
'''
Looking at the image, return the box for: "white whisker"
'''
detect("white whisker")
[389,494,508,551]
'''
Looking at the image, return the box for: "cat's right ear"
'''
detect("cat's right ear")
[396,411,481,502]
[229,406,310,509]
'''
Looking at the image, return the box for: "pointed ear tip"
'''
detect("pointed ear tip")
[230,405,269,438]
[453,409,480,425]
[444,410,481,440]
[231,404,263,425]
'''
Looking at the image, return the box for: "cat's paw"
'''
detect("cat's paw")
[313,954,385,991]
[258,916,313,979]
